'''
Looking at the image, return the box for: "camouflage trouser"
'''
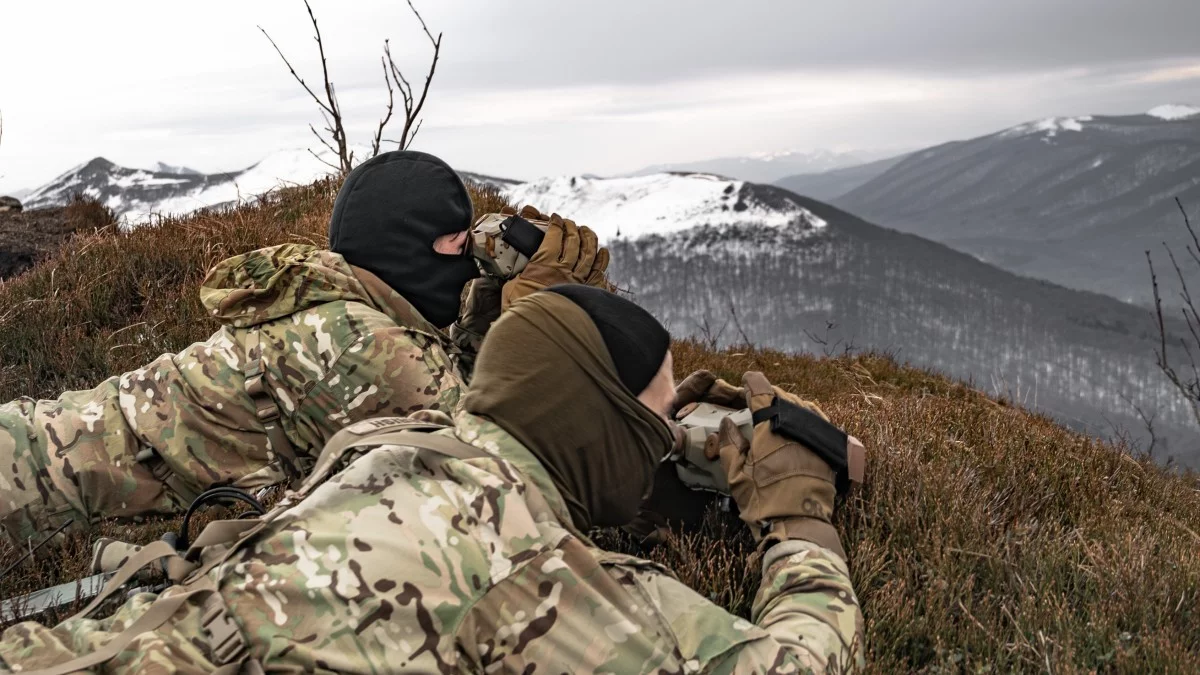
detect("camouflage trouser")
[0,394,219,545]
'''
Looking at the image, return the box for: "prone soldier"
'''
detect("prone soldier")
[0,285,865,673]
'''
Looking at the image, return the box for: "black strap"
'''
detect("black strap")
[499,214,546,258]
[752,397,851,494]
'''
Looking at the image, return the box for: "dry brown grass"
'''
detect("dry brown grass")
[1,180,1199,672]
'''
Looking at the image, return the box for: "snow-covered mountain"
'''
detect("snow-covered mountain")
[495,172,1198,465]
[23,149,348,222]
[834,104,1200,305]
[505,173,827,241]
[149,162,202,176]
[631,149,883,184]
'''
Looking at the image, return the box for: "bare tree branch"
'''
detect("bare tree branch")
[1147,201,1200,430]
[262,0,442,172]
[1179,197,1199,260]
[371,54,397,157]
[726,300,752,347]
[308,148,341,173]
[383,0,441,151]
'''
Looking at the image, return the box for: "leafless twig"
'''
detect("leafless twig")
[261,0,441,174]
[381,1,441,151]
[727,300,752,347]
[1147,198,1200,429]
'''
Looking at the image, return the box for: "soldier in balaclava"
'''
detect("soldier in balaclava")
[0,150,611,545]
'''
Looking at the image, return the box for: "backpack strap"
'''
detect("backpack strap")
[18,418,495,675]
[244,329,301,483]
[21,576,258,675]
[303,417,457,488]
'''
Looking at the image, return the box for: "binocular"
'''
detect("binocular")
[468,212,549,280]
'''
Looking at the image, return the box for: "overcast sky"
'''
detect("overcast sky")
[2,0,1199,193]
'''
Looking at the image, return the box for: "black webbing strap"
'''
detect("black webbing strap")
[752,397,852,494]
[499,214,546,258]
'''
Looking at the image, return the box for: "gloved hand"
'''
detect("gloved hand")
[712,371,846,559]
[621,461,720,547]
[500,205,612,311]
[672,369,745,414]
[620,370,740,547]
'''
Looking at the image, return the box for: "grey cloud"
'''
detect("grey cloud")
[426,0,1200,90]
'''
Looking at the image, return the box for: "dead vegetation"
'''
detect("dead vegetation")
[0,180,1197,672]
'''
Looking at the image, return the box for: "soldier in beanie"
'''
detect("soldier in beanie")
[0,150,613,546]
[0,286,862,674]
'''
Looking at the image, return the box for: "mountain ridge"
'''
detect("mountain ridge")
[833,106,1200,305]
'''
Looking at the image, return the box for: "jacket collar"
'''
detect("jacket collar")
[349,264,451,342]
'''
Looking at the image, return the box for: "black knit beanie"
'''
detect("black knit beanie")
[545,284,671,394]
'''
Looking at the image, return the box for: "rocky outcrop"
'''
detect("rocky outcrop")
[0,196,22,213]
[0,201,111,280]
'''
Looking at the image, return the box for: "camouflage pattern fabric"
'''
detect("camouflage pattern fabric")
[0,243,464,544]
[0,412,863,673]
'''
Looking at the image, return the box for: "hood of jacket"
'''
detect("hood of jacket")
[200,243,440,334]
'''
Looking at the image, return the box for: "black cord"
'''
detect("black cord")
[176,487,265,550]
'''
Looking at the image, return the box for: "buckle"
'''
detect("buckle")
[202,597,247,665]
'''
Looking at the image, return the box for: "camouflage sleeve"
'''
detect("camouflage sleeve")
[447,276,503,384]
[294,325,464,442]
[447,321,484,385]
[708,540,865,674]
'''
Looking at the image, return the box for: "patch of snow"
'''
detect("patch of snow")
[150,162,202,175]
[123,147,353,222]
[1002,116,1090,138]
[503,173,826,242]
[1147,104,1200,121]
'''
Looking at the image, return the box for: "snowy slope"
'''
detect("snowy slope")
[1147,104,1200,121]
[23,148,361,223]
[503,173,827,241]
[145,149,346,219]
[150,162,202,175]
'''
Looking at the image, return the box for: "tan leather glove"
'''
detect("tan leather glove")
[672,369,745,413]
[500,206,611,311]
[713,371,847,559]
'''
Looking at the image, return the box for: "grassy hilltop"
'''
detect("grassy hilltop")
[1,181,1199,672]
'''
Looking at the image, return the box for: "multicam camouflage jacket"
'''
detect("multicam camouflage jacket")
[0,243,465,544]
[0,412,864,674]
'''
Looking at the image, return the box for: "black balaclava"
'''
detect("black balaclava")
[328,150,479,328]
[546,284,672,394]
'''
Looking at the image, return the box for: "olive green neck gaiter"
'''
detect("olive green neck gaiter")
[462,293,674,531]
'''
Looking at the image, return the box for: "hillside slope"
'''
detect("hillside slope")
[836,107,1200,304]
[0,178,1196,672]
[775,153,908,201]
